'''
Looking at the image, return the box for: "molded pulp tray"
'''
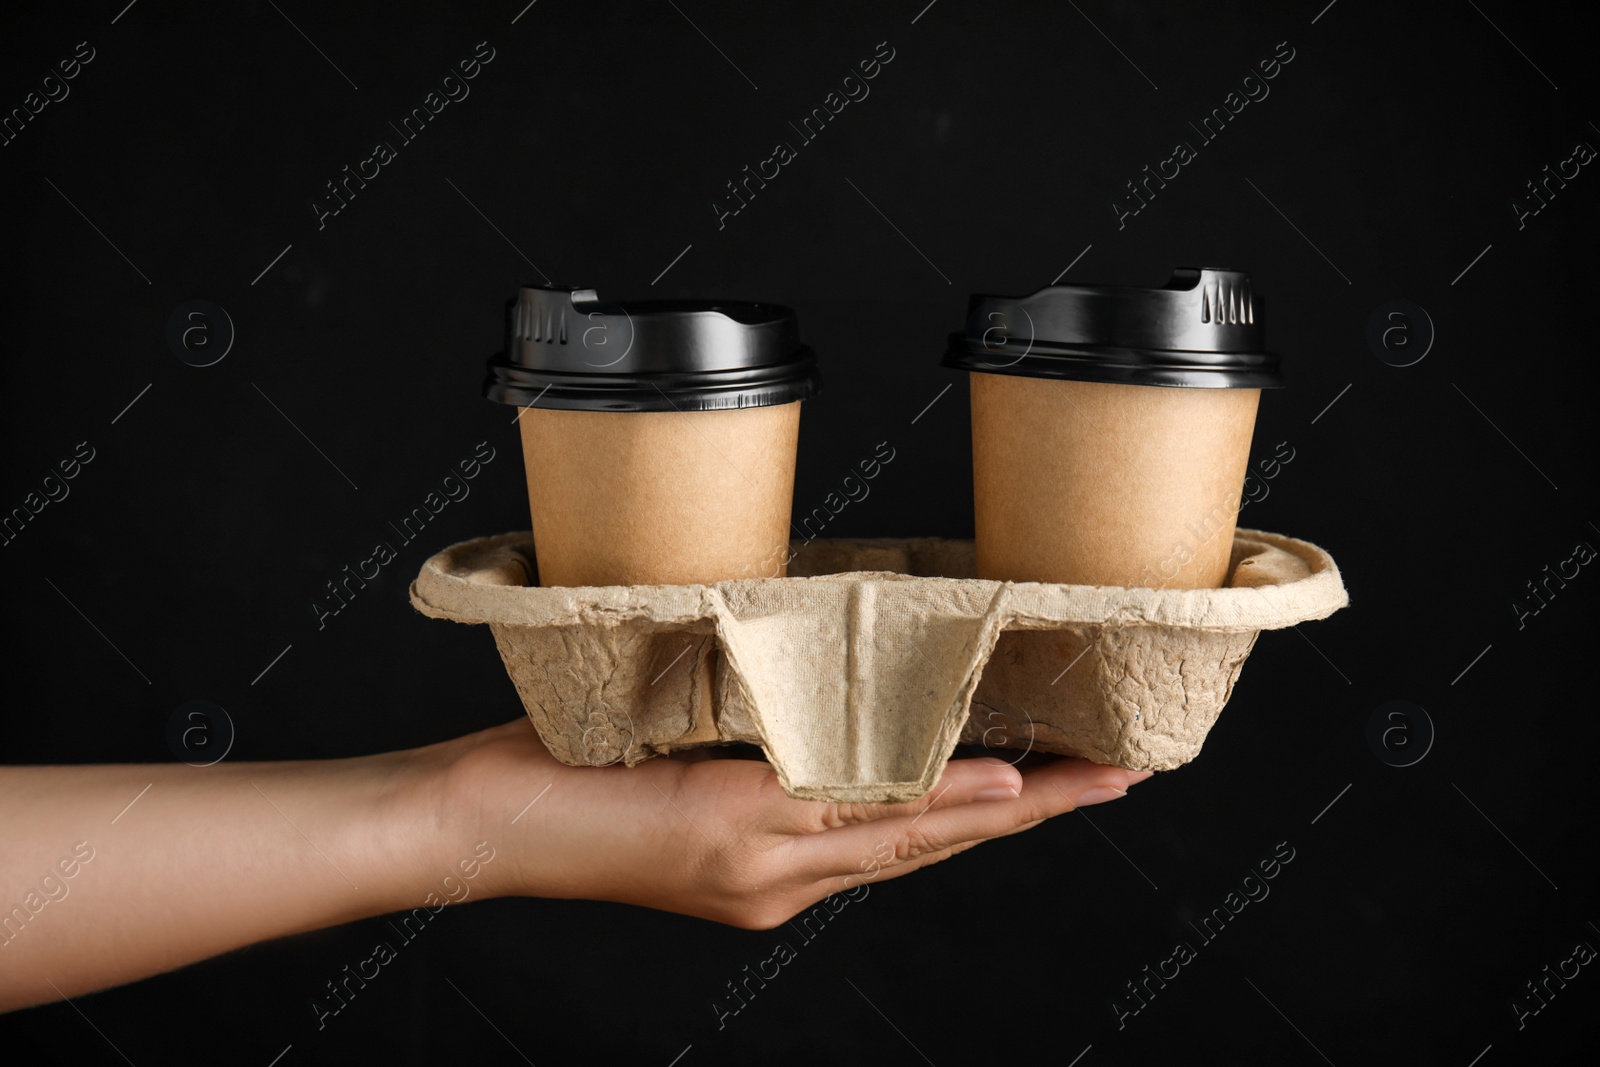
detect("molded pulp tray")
[410,530,1347,803]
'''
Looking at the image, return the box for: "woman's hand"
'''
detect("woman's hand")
[435,718,1151,928]
[0,718,1148,1012]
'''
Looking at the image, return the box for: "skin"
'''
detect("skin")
[0,718,1149,1012]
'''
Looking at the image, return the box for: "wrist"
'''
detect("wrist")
[379,732,509,909]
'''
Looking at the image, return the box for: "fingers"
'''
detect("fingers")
[790,758,1151,885]
[817,837,986,897]
[764,757,1026,835]
[644,754,1155,930]
[819,767,1158,895]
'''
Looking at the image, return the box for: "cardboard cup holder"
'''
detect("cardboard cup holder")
[410,530,1347,804]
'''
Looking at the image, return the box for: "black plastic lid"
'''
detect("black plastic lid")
[484,286,823,412]
[942,267,1285,389]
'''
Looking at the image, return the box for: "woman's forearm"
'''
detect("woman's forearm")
[0,745,460,1011]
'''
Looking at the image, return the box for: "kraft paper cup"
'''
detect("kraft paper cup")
[484,286,821,587]
[970,373,1258,588]
[945,267,1286,589]
[516,402,800,587]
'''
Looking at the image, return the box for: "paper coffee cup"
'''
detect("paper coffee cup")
[484,287,821,587]
[943,268,1285,589]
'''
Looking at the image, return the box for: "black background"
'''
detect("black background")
[2,1,1596,1064]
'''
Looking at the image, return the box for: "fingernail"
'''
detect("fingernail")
[1127,771,1155,786]
[973,786,1021,802]
[1074,785,1127,807]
